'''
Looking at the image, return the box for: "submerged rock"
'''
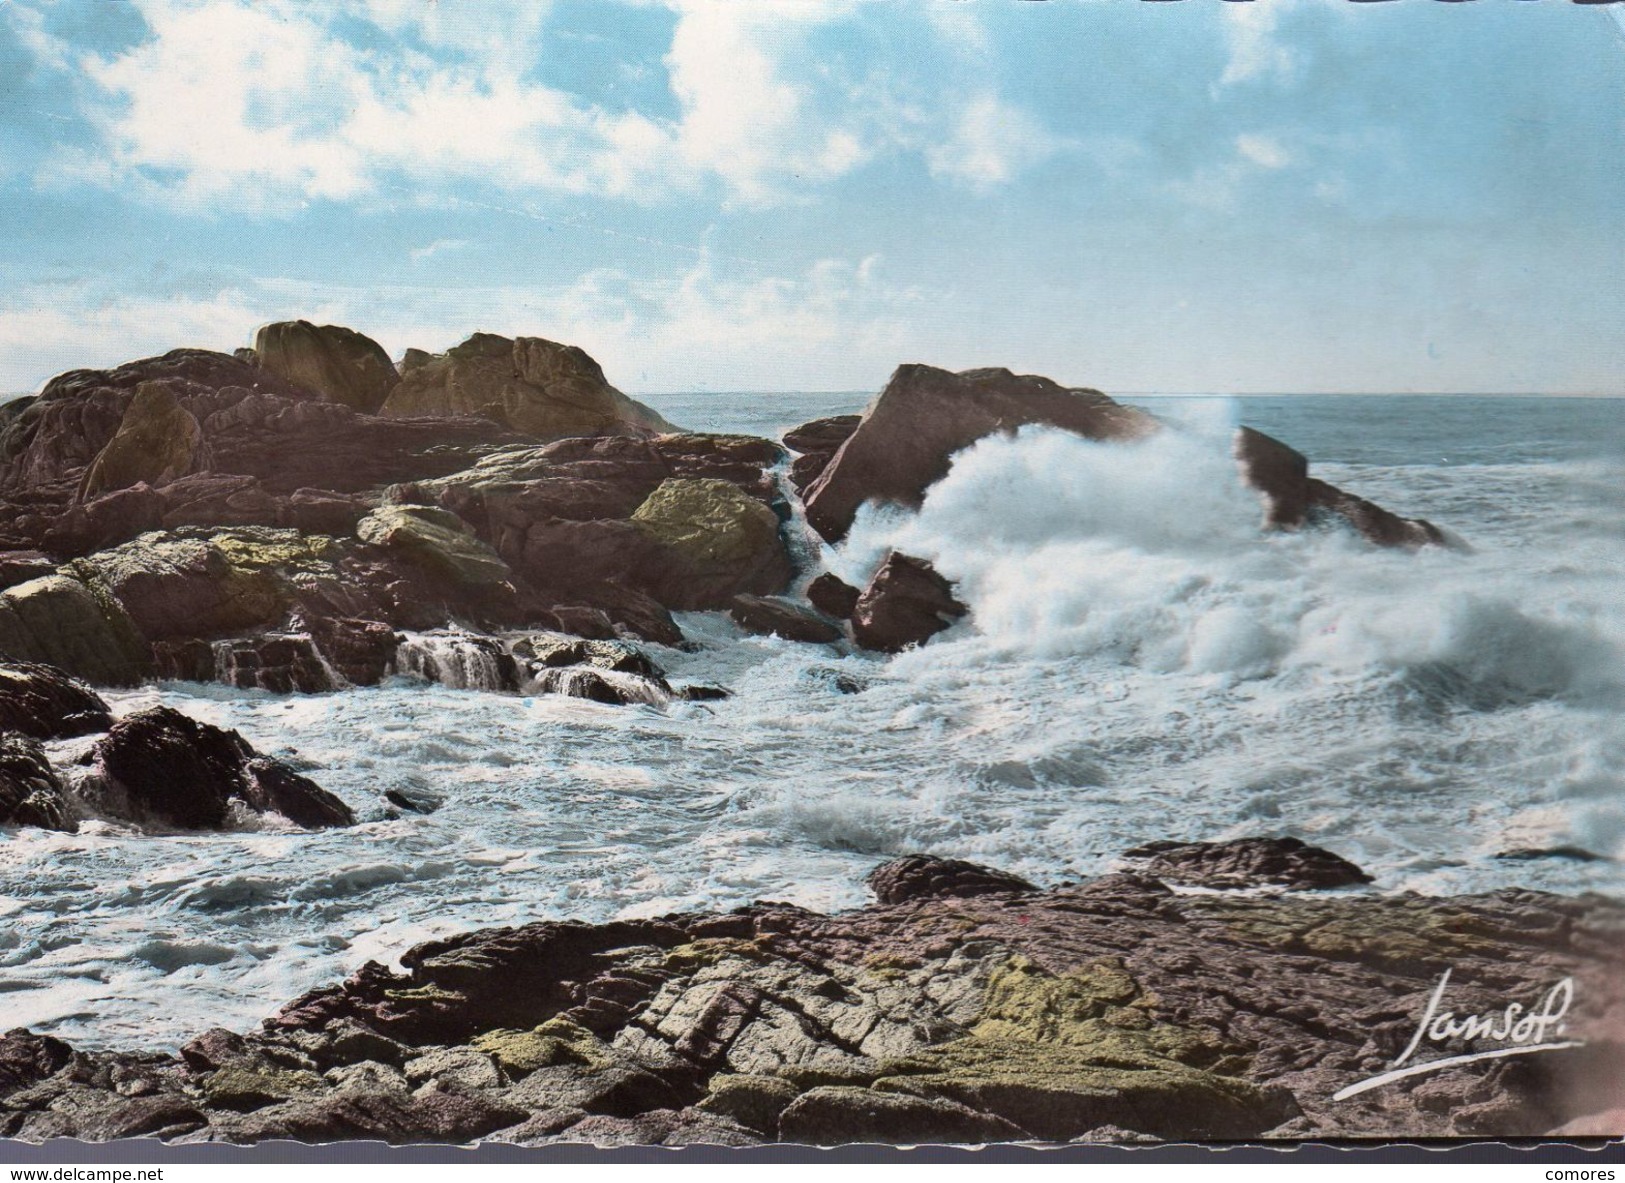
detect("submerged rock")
[90,705,353,830]
[728,595,842,644]
[850,553,967,653]
[1120,836,1375,890]
[803,365,1154,543]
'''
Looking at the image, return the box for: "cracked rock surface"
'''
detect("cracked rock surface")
[1,848,1619,1146]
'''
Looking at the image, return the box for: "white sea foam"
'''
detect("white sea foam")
[1,399,1621,1050]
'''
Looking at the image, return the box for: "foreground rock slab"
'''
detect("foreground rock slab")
[2,848,1618,1145]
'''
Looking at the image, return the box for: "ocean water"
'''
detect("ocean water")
[2,394,1623,1051]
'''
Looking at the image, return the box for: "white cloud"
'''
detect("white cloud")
[16,0,1061,211]
[1236,133,1290,170]
[409,239,470,262]
[1216,1,1298,90]
[926,94,1064,190]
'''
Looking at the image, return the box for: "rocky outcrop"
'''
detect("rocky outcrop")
[850,553,967,653]
[803,366,1155,542]
[3,850,1618,1144]
[728,595,842,644]
[0,660,112,739]
[629,479,792,610]
[88,705,353,830]
[379,334,674,441]
[253,321,400,414]
[1234,427,1449,550]
[1121,837,1375,890]
[79,382,209,498]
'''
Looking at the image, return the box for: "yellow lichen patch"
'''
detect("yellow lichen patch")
[861,955,1293,1140]
[212,529,340,576]
[468,1021,611,1077]
[662,936,777,972]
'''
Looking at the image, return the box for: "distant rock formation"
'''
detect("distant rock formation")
[802,365,1155,542]
[1234,426,1450,550]
[379,333,674,441]
[254,321,400,414]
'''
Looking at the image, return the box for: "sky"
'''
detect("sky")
[1,0,1622,396]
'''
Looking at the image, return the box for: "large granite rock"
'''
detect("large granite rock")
[850,553,967,653]
[803,365,1155,542]
[0,660,112,739]
[89,705,353,830]
[79,382,210,498]
[379,334,674,441]
[253,321,400,414]
[1234,427,1449,550]
[630,478,793,610]
[0,574,151,686]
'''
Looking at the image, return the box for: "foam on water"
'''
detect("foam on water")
[2,397,1622,1050]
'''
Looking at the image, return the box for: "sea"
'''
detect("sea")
[2,392,1623,1051]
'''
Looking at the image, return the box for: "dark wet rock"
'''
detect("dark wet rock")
[308,617,400,688]
[0,732,74,831]
[0,573,151,686]
[0,660,112,739]
[868,855,1039,905]
[806,572,861,621]
[803,365,1155,543]
[778,1085,1027,1144]
[527,667,665,706]
[384,786,444,815]
[1120,837,1374,890]
[729,594,842,644]
[155,634,339,694]
[1234,427,1450,550]
[850,553,967,653]
[254,321,401,414]
[675,683,731,702]
[379,333,673,440]
[90,705,353,830]
[1495,845,1610,864]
